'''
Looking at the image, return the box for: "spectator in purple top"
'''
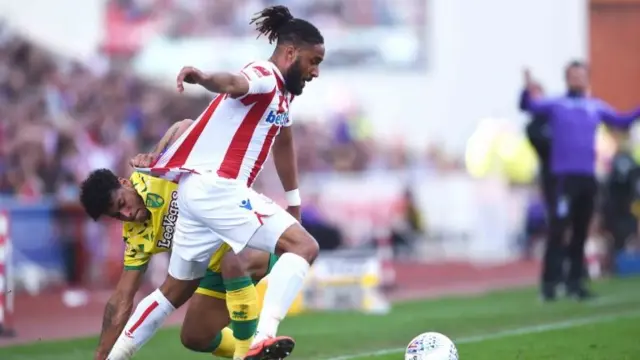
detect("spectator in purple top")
[521,61,640,301]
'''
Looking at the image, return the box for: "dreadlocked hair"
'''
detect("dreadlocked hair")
[79,168,121,221]
[251,5,323,46]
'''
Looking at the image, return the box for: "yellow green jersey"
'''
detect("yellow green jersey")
[122,171,229,271]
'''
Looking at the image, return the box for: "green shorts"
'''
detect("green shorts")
[195,254,279,299]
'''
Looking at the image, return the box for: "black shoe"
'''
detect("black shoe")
[243,336,295,360]
[540,283,557,302]
[566,283,595,301]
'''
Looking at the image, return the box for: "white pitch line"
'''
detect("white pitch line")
[323,310,640,360]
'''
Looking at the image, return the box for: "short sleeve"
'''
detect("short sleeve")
[239,63,278,95]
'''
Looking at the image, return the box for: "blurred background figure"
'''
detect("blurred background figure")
[300,192,343,251]
[520,71,552,211]
[1,0,640,351]
[520,61,640,301]
[389,188,424,259]
[602,129,640,258]
[518,71,553,261]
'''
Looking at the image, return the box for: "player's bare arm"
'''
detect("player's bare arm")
[130,119,194,168]
[95,269,145,360]
[151,119,194,156]
[272,126,301,221]
[176,66,249,97]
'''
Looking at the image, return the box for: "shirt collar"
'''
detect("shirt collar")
[268,61,286,93]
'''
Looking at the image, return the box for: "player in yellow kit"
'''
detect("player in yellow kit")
[80,119,278,360]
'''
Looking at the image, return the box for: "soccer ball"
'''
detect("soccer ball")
[405,332,458,360]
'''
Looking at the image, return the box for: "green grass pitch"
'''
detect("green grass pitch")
[1,277,639,360]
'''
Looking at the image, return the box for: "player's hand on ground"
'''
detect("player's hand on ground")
[286,206,301,223]
[176,66,205,93]
[129,153,156,168]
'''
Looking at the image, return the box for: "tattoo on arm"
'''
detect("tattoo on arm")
[150,125,179,155]
[95,297,133,358]
[95,269,142,359]
[100,301,117,334]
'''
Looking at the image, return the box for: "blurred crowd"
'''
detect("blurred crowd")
[104,0,425,68]
[0,29,206,200]
[108,0,413,38]
[0,28,458,201]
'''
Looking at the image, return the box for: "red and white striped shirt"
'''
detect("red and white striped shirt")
[140,61,294,187]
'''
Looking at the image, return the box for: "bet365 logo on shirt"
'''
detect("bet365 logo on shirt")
[158,191,178,249]
[265,110,289,126]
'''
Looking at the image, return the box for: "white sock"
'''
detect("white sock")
[252,253,309,345]
[107,289,175,359]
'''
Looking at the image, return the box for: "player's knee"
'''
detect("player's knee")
[238,249,267,279]
[159,275,200,308]
[277,226,319,264]
[180,328,212,352]
[302,235,320,263]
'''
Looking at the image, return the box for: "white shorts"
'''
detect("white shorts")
[168,172,297,280]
